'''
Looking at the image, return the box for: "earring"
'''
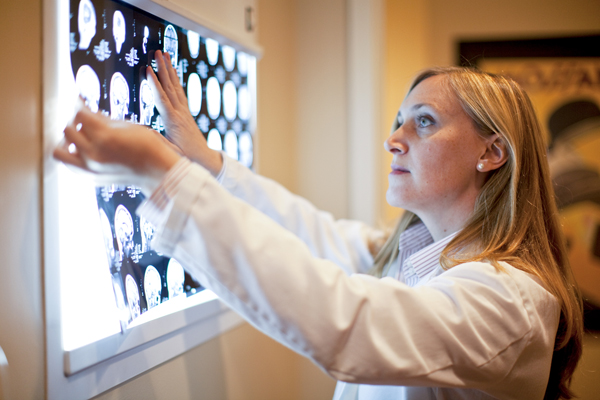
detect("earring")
[477,163,485,171]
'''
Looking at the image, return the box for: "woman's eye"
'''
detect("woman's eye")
[417,116,433,127]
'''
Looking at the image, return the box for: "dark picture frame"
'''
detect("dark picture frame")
[457,34,600,66]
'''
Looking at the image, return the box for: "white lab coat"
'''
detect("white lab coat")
[138,157,559,399]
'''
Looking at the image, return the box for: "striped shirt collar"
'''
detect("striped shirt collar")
[398,221,459,281]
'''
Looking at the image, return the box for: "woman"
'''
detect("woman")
[54,51,583,399]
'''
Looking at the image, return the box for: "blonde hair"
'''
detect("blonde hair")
[372,67,583,399]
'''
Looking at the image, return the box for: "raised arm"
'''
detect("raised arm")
[220,157,380,273]
[149,51,381,273]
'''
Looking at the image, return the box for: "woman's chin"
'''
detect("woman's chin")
[386,190,407,209]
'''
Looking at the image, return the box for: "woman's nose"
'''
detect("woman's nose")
[384,127,408,154]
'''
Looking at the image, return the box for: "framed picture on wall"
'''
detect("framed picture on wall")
[458,34,600,330]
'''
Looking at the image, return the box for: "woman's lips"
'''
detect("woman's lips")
[390,165,409,174]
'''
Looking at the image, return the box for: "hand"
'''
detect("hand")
[148,50,223,176]
[53,99,181,193]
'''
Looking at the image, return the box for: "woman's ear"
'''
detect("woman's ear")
[478,134,508,172]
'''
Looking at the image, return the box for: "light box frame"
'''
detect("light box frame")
[43,0,259,398]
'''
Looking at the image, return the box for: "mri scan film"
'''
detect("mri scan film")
[70,0,256,326]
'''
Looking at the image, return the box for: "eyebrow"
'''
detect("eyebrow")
[397,103,434,118]
[412,103,433,111]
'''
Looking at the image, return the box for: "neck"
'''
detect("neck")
[416,202,475,242]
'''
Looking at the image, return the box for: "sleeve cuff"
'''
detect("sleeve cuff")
[218,151,249,192]
[214,151,228,183]
[136,157,193,245]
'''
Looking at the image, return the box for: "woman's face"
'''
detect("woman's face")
[385,75,488,224]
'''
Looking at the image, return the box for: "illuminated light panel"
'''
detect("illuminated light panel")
[56,0,258,355]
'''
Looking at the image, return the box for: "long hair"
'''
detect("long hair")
[372,67,583,399]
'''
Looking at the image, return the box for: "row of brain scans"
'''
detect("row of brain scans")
[71,0,255,168]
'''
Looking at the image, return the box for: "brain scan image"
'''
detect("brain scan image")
[110,72,129,120]
[224,130,238,160]
[144,265,162,309]
[205,38,219,66]
[187,73,202,117]
[113,11,126,54]
[139,79,155,125]
[238,131,253,168]
[237,84,251,121]
[167,258,185,299]
[75,65,100,113]
[237,52,248,77]
[222,45,236,72]
[125,274,141,320]
[78,0,96,50]
[187,30,200,59]
[142,26,149,54]
[223,81,237,122]
[206,77,221,120]
[114,205,134,259]
[140,215,155,252]
[99,208,116,265]
[207,129,223,151]
[163,25,178,67]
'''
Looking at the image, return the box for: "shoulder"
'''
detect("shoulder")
[435,261,557,297]
[431,261,560,326]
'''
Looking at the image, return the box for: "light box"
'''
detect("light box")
[43,0,259,398]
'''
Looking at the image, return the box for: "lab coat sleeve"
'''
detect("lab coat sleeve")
[217,155,381,274]
[138,161,559,392]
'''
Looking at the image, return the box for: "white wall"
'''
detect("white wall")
[294,0,349,219]
[258,0,384,225]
